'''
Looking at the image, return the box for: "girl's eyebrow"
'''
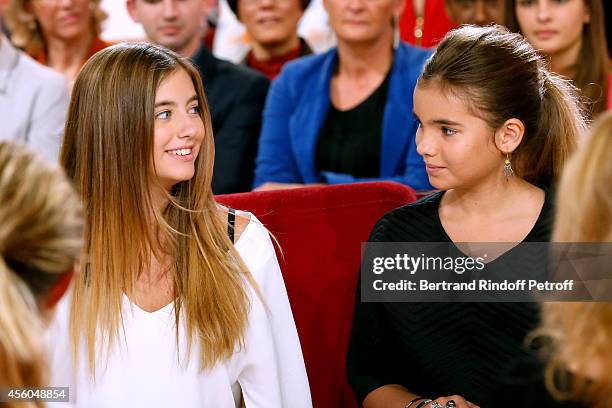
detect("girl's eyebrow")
[413,112,462,127]
[154,100,175,108]
[431,118,462,126]
[154,95,198,108]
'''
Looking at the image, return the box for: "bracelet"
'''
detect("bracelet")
[405,397,428,408]
[415,399,433,408]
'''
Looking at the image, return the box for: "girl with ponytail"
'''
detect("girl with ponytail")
[347,25,586,408]
[0,142,83,408]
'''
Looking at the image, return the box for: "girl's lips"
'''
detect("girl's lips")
[426,164,446,174]
[167,151,195,162]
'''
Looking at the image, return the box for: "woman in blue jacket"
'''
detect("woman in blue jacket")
[254,0,433,191]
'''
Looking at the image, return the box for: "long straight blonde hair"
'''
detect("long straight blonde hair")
[0,142,83,407]
[540,113,612,407]
[62,43,255,376]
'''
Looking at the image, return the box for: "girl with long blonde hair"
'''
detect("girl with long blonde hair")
[0,142,83,408]
[50,43,311,407]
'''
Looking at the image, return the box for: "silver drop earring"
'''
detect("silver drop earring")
[503,153,514,180]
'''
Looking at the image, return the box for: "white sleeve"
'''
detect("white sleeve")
[232,219,312,408]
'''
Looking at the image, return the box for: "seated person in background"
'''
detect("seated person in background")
[6,0,110,85]
[445,0,506,26]
[0,3,67,162]
[505,0,610,117]
[214,0,334,63]
[254,0,433,191]
[227,0,313,80]
[347,25,585,408]
[127,0,269,194]
[50,43,311,407]
[0,142,82,407]
[492,113,612,408]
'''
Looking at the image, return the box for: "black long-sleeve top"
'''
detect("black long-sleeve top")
[347,191,554,406]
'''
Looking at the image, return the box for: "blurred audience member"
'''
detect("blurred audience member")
[445,0,505,25]
[254,0,432,191]
[6,0,110,85]
[227,0,312,80]
[0,1,67,162]
[127,0,269,194]
[0,141,82,406]
[214,0,333,63]
[506,0,610,117]
[493,113,612,408]
[399,0,456,47]
[537,112,612,408]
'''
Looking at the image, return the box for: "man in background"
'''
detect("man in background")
[127,0,269,194]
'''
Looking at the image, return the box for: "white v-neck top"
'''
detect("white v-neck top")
[47,214,312,408]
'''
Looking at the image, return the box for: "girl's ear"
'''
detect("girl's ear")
[494,118,525,155]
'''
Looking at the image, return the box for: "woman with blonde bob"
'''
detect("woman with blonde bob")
[6,0,110,84]
[493,113,612,408]
[0,142,83,408]
[49,43,311,407]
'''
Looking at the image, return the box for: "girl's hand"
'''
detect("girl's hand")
[429,395,480,408]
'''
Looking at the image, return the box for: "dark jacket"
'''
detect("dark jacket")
[253,42,433,190]
[191,45,269,194]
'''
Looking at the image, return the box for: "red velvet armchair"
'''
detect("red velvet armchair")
[216,181,417,408]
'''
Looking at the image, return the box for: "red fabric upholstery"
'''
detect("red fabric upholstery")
[216,182,417,408]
